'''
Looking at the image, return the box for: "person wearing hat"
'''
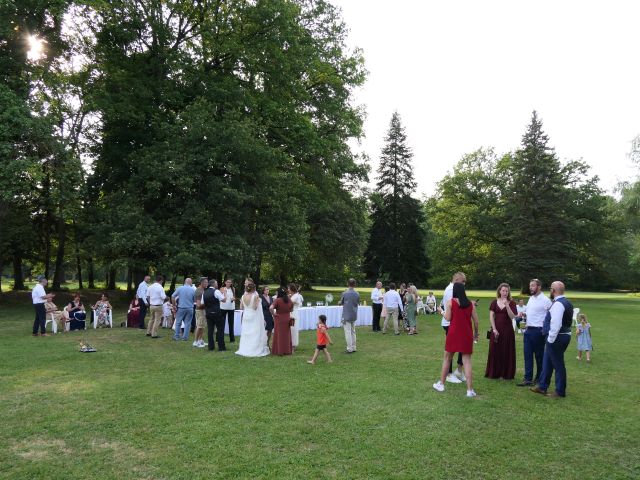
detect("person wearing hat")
[32,276,54,336]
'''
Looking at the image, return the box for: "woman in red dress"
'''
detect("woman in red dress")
[485,283,517,380]
[433,282,480,396]
[269,287,294,356]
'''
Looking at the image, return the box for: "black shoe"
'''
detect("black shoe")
[516,380,534,387]
[145,333,151,337]
[151,336,161,339]
[218,347,227,351]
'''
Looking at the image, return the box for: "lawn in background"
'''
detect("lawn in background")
[0,291,638,479]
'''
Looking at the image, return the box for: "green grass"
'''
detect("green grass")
[1,291,639,479]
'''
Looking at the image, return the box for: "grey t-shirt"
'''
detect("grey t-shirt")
[340,289,360,322]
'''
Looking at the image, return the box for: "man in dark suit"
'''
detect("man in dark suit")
[203,279,226,351]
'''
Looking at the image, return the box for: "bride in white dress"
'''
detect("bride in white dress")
[236,281,270,357]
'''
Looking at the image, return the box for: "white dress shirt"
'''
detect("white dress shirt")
[547,295,571,344]
[136,281,149,305]
[383,290,403,312]
[371,288,383,304]
[441,283,453,327]
[525,292,552,328]
[32,284,46,304]
[147,283,166,306]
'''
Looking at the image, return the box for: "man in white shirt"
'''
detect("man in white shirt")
[440,272,466,383]
[370,281,384,332]
[136,275,151,329]
[531,281,573,398]
[145,275,166,338]
[220,278,236,343]
[517,279,552,387]
[425,292,437,314]
[382,283,403,335]
[32,275,54,336]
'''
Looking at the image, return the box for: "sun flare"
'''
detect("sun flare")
[27,35,44,61]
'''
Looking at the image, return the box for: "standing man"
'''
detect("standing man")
[382,283,403,335]
[220,278,236,343]
[203,279,227,351]
[517,279,552,387]
[370,281,383,332]
[32,275,54,336]
[193,277,208,348]
[339,278,360,353]
[136,274,151,329]
[441,272,467,383]
[146,275,166,338]
[172,278,195,341]
[531,281,573,398]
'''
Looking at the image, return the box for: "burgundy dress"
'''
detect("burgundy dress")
[485,300,517,379]
[127,299,141,328]
[445,300,474,354]
[271,298,293,356]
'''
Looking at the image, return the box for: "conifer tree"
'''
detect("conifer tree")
[364,112,429,285]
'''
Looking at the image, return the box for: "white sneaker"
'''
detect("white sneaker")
[197,342,206,348]
[454,370,466,382]
[446,373,462,384]
[466,390,477,398]
[432,381,445,392]
[192,341,199,347]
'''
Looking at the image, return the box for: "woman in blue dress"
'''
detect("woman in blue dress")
[576,313,592,362]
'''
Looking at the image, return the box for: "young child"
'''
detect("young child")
[576,313,592,362]
[307,315,333,364]
[163,297,176,329]
[515,299,526,333]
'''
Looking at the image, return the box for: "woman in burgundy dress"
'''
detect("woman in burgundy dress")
[269,287,294,356]
[485,283,517,380]
[433,282,480,396]
[127,297,141,328]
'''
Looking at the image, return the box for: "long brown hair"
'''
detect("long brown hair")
[496,283,512,301]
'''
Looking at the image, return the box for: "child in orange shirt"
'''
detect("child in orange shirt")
[307,314,333,364]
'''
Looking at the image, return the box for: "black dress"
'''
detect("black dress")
[261,295,274,331]
[67,301,86,330]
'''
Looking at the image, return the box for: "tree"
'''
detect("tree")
[364,112,429,285]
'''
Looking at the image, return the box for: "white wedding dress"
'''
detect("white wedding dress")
[235,293,270,357]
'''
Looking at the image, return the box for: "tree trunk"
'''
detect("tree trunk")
[279,273,287,288]
[169,274,177,294]
[87,257,95,289]
[252,256,262,288]
[107,267,116,290]
[12,253,25,290]
[52,216,66,290]
[127,267,133,296]
[43,172,52,278]
[73,221,83,289]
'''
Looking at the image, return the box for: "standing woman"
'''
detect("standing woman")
[270,287,294,356]
[485,283,517,380]
[399,283,409,332]
[433,282,480,396]
[261,286,275,348]
[288,283,304,351]
[405,286,419,335]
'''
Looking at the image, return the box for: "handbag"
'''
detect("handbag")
[486,330,492,340]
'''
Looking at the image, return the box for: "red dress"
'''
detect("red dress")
[445,300,474,354]
[485,300,517,379]
[271,298,293,356]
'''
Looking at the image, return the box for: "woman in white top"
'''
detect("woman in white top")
[236,280,269,357]
[288,283,304,350]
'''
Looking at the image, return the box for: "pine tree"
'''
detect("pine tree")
[364,112,429,285]
[504,111,572,291]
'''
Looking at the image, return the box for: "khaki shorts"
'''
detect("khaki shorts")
[195,309,206,329]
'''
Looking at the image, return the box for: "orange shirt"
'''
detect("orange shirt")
[317,324,328,346]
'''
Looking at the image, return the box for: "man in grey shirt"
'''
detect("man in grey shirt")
[339,278,360,353]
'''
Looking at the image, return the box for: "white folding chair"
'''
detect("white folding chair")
[416,298,426,315]
[572,307,581,327]
[92,309,113,328]
[45,312,58,334]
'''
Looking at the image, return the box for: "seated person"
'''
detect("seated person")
[425,292,437,314]
[92,293,113,328]
[45,300,65,332]
[127,297,141,328]
[65,293,87,330]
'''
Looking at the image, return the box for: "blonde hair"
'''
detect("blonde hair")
[578,313,588,323]
[496,283,511,301]
[410,285,418,302]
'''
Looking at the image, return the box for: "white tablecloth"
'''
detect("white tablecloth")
[204,306,373,335]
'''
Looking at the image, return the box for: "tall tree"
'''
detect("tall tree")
[364,112,429,285]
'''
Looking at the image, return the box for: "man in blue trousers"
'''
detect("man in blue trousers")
[531,281,573,398]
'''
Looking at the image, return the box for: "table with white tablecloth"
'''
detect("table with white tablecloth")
[177,306,372,336]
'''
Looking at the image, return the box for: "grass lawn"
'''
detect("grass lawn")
[1,290,638,479]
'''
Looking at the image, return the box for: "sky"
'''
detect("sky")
[332,0,640,197]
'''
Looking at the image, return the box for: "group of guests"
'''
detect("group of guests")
[370,281,423,335]
[431,272,577,398]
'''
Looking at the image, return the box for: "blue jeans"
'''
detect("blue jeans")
[523,327,545,382]
[538,335,571,396]
[173,308,193,340]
